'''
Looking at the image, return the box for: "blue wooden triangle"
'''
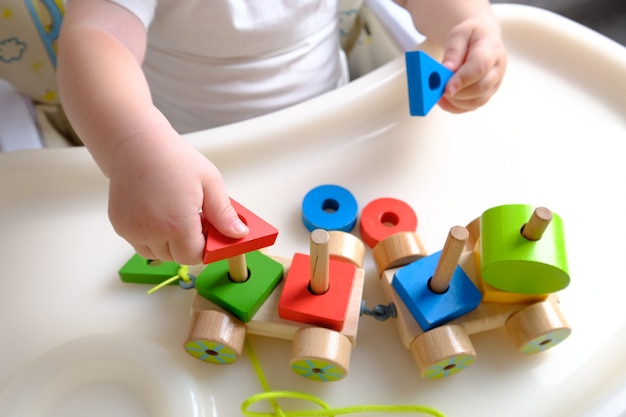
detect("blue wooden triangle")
[405,51,454,116]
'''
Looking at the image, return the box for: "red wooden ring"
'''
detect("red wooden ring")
[359,198,418,248]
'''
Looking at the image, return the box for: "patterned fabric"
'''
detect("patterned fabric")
[0,0,63,104]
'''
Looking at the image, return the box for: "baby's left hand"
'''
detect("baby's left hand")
[439,16,507,113]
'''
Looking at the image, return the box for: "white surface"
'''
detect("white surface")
[0,335,204,417]
[1,4,626,416]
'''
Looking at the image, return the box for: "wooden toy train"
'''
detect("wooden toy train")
[370,202,570,379]
[119,184,571,382]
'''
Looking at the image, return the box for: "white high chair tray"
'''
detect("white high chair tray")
[1,5,625,417]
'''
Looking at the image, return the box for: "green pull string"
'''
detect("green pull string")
[241,338,446,417]
[146,265,192,294]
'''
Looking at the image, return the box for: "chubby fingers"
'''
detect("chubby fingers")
[141,178,250,264]
[439,25,507,113]
[116,181,248,266]
[439,68,503,113]
[130,201,247,266]
[201,181,249,240]
[130,211,209,265]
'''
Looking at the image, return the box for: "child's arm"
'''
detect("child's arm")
[57,0,248,265]
[395,0,507,113]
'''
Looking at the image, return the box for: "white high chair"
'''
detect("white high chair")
[0,0,74,151]
[340,0,425,79]
[0,0,423,151]
[0,78,41,151]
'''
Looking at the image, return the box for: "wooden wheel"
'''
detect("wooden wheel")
[464,216,481,251]
[372,231,428,275]
[505,300,571,354]
[184,310,246,364]
[327,230,365,268]
[409,324,476,379]
[289,327,352,382]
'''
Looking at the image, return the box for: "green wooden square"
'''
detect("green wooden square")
[119,254,182,285]
[195,251,283,322]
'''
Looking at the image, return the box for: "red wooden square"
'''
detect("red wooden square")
[203,199,278,264]
[278,253,356,331]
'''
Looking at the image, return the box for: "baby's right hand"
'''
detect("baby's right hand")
[107,133,248,265]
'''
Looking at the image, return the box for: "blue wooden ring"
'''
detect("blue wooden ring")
[302,185,358,232]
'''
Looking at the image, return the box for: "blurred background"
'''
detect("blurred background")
[491,0,626,46]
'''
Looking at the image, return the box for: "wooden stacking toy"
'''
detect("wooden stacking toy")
[119,199,366,382]
[392,226,482,332]
[479,205,570,294]
[120,190,572,383]
[371,201,572,380]
[279,229,365,381]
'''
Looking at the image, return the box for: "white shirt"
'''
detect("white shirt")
[106,0,347,133]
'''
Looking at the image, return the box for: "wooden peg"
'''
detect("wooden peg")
[279,230,359,331]
[227,254,249,282]
[521,207,553,241]
[196,251,284,322]
[430,226,469,294]
[310,229,330,295]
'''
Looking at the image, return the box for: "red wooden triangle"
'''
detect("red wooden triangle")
[203,199,278,264]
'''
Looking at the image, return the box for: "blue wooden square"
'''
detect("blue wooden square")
[392,250,482,331]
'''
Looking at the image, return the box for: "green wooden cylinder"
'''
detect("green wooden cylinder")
[479,204,569,294]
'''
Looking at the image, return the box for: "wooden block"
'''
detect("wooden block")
[335,267,365,345]
[372,231,427,275]
[192,255,364,346]
[475,265,550,304]
[465,242,549,304]
[119,254,182,285]
[380,267,425,348]
[278,253,356,331]
[301,184,358,232]
[195,250,283,322]
[392,250,482,331]
[405,50,454,116]
[480,204,569,294]
[203,198,278,264]
[328,230,365,268]
[464,216,481,251]
[359,197,418,248]
[451,298,536,335]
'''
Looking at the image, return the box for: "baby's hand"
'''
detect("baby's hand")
[439,16,507,113]
[107,134,248,265]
